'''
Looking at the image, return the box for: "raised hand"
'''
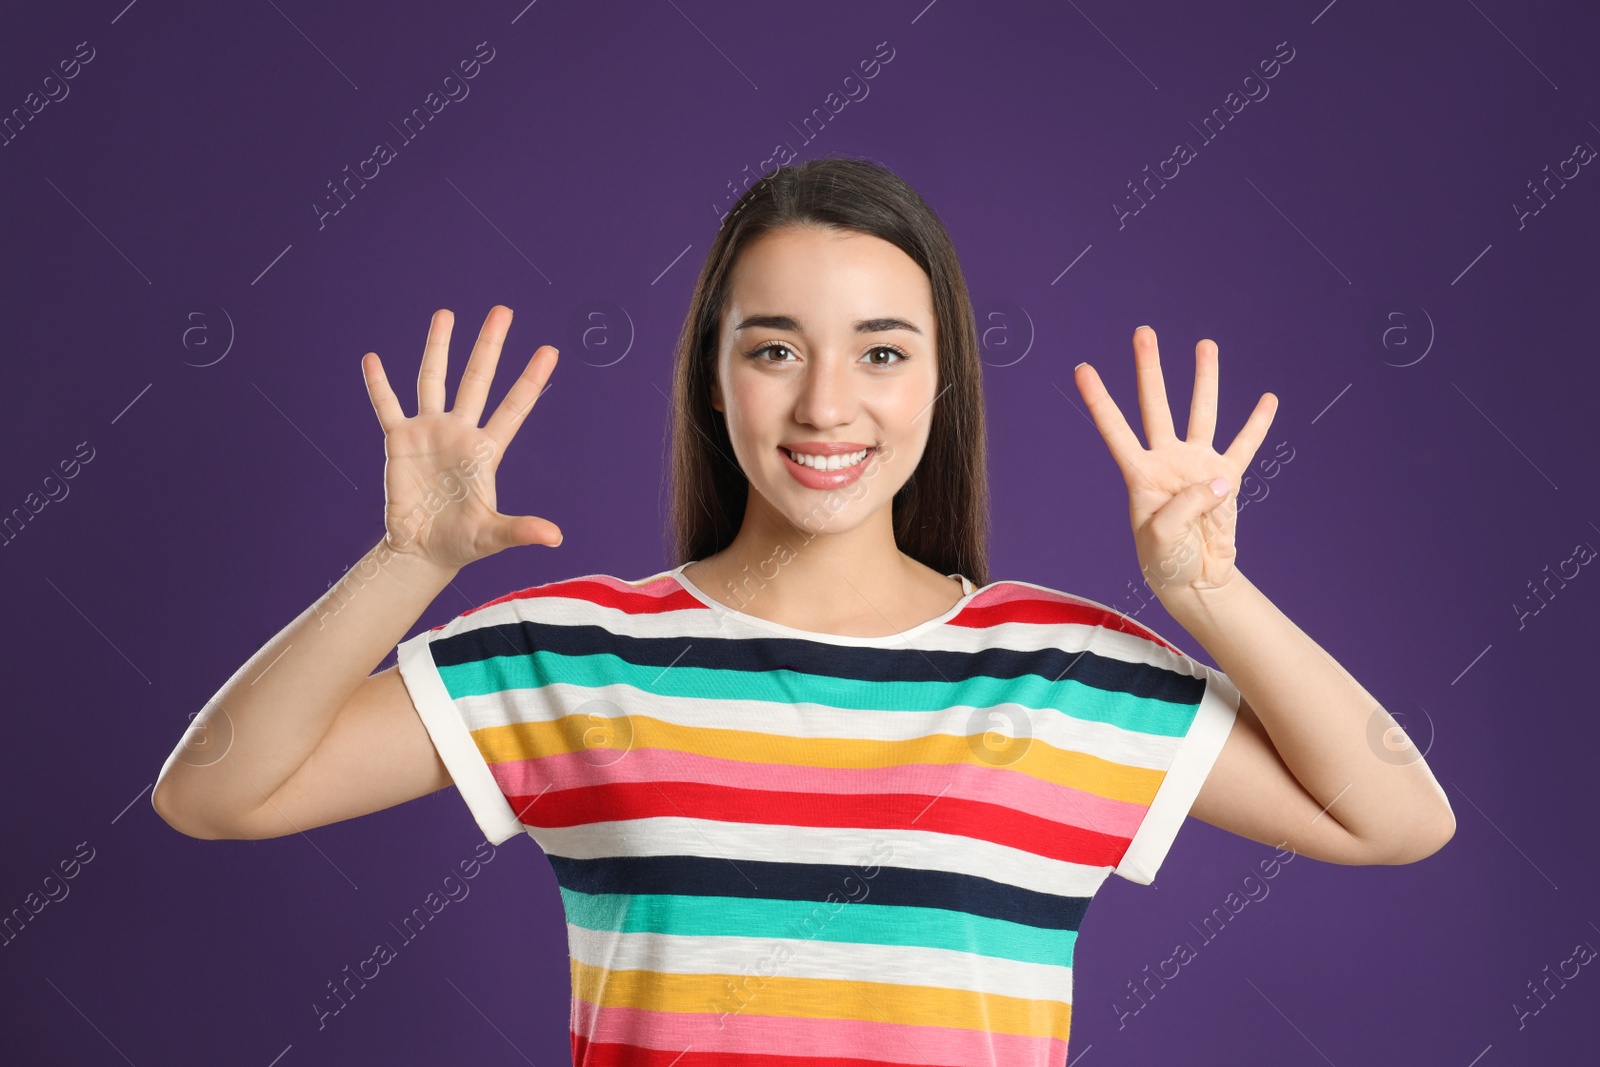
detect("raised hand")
[1073,326,1277,596]
[362,305,563,571]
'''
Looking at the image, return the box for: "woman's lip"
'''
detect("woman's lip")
[779,444,876,489]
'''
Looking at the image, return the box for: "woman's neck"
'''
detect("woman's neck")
[682,514,964,637]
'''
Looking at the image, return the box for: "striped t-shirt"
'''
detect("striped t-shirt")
[396,562,1239,1067]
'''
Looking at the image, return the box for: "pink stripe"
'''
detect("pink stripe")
[492,747,1144,840]
[956,581,1081,609]
[572,1000,1065,1066]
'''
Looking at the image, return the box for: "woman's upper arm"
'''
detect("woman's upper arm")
[224,665,454,840]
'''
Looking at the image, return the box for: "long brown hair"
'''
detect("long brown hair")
[666,154,990,587]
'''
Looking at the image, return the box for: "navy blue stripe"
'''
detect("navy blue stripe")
[545,853,1090,932]
[431,620,1204,706]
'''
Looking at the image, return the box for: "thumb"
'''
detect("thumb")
[486,512,563,552]
[1161,476,1232,537]
[1196,475,1233,524]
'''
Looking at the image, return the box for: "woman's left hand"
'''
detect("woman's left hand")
[1073,326,1278,598]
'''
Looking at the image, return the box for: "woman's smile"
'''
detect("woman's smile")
[779,443,879,488]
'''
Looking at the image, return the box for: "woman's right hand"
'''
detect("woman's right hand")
[362,305,563,571]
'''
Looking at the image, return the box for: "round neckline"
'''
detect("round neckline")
[668,561,985,646]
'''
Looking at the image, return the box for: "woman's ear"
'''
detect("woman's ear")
[710,376,723,413]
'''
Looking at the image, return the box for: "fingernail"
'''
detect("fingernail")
[1209,476,1228,496]
[1136,325,1152,334]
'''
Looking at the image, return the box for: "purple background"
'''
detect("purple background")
[3,0,1597,1063]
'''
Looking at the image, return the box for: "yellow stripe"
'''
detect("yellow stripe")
[473,714,1163,806]
[569,958,1072,1040]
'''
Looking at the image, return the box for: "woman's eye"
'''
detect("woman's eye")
[863,345,908,366]
[752,343,797,362]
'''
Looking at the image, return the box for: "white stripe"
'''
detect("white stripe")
[565,924,1073,1000]
[534,818,1112,898]
[1115,664,1240,885]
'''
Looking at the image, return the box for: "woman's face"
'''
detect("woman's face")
[712,225,940,536]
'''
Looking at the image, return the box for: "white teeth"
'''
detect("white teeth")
[785,447,869,471]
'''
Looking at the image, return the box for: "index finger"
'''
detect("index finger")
[1221,392,1280,470]
[482,346,559,452]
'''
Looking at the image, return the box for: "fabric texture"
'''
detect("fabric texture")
[395,563,1239,1067]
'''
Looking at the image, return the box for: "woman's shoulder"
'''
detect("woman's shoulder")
[971,576,1187,658]
[426,569,678,635]
[467,568,682,614]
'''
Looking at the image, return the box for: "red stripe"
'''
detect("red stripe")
[952,595,1183,654]
[512,781,1130,866]
[572,1036,927,1067]
[434,574,702,629]
[495,748,1148,840]
[443,573,1184,659]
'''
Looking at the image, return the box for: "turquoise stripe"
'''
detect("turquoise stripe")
[442,650,1200,738]
[558,887,1078,968]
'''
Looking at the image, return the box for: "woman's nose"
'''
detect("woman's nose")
[792,357,854,426]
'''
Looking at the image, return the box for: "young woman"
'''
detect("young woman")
[154,157,1454,1065]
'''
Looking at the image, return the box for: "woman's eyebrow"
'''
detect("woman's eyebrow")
[733,314,923,335]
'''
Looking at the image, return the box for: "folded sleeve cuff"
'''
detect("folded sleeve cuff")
[1114,662,1240,885]
[396,630,526,846]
